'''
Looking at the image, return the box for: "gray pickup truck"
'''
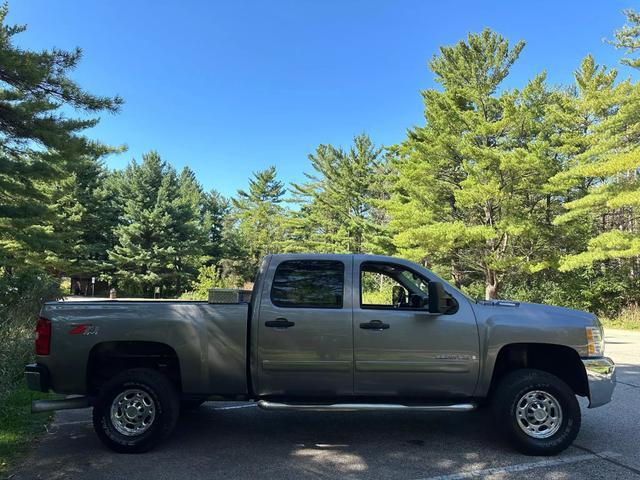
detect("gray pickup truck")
[25,254,615,455]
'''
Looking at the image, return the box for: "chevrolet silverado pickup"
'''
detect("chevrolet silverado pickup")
[25,254,616,455]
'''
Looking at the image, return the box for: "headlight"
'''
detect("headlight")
[585,326,604,357]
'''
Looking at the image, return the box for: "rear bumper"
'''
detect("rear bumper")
[25,363,50,393]
[582,357,616,408]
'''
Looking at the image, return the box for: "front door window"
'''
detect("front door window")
[361,262,430,309]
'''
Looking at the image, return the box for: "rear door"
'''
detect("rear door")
[255,256,353,397]
[353,258,479,398]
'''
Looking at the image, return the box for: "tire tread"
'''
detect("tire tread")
[493,368,581,456]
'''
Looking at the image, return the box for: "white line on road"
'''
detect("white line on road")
[415,451,622,480]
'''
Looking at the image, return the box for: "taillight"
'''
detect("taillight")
[35,316,51,355]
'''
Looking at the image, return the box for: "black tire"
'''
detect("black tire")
[92,368,180,453]
[180,398,207,411]
[493,368,581,456]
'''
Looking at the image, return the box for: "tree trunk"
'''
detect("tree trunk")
[485,270,498,300]
[451,258,463,289]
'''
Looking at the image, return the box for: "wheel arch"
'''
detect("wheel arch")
[487,343,589,399]
[87,341,182,395]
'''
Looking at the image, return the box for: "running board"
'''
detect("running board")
[257,400,477,412]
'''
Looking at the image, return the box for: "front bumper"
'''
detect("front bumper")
[582,357,616,408]
[25,363,50,393]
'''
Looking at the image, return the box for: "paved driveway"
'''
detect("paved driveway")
[11,330,640,480]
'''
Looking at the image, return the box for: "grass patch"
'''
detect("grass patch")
[0,385,55,478]
[601,317,640,330]
[601,305,640,330]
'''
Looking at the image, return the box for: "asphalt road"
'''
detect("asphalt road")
[10,329,640,480]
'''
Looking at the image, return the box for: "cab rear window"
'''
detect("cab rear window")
[270,260,344,308]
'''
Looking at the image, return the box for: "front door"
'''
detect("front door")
[353,259,479,398]
[256,256,353,397]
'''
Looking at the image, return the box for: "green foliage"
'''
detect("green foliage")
[201,189,230,263]
[0,268,60,399]
[181,264,240,300]
[0,4,122,271]
[229,166,287,281]
[0,385,55,477]
[543,29,640,308]
[289,134,393,255]
[610,9,640,68]
[601,304,640,330]
[386,30,564,299]
[107,152,208,296]
[361,270,396,305]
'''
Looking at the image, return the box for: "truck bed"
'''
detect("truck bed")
[39,300,250,396]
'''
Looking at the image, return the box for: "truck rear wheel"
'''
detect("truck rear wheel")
[493,368,581,456]
[92,368,180,453]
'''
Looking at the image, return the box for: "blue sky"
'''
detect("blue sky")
[7,0,639,197]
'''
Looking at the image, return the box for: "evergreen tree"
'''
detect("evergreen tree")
[230,166,286,280]
[108,152,207,296]
[387,30,561,299]
[175,168,230,266]
[52,157,120,276]
[203,189,230,264]
[0,4,122,270]
[549,56,634,269]
[289,134,392,254]
[610,9,640,68]
[547,15,640,308]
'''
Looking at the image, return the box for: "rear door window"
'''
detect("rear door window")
[270,260,344,308]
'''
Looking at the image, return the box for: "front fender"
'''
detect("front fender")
[473,301,594,397]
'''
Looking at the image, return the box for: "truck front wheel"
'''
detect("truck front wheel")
[92,368,180,453]
[493,368,581,456]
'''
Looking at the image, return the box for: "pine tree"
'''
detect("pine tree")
[549,17,640,287]
[289,134,392,254]
[610,9,640,68]
[230,166,286,280]
[49,157,121,276]
[202,189,230,264]
[548,57,632,269]
[108,152,207,296]
[0,4,122,270]
[387,30,561,299]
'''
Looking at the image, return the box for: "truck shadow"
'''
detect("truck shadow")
[168,406,513,478]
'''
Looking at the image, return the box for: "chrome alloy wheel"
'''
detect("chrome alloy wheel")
[110,389,156,436]
[515,390,563,439]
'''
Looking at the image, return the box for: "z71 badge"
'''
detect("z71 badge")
[68,324,100,335]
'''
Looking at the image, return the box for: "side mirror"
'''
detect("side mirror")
[392,285,407,307]
[428,281,451,314]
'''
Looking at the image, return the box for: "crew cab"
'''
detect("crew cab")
[25,254,616,455]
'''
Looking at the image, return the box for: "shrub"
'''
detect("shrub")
[0,269,61,401]
[180,265,239,300]
[601,304,640,330]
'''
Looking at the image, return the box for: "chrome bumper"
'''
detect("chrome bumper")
[582,357,616,408]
